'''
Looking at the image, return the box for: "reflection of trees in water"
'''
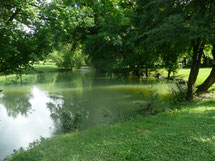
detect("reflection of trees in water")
[47,94,88,134]
[0,69,94,120]
[0,69,124,133]
[44,70,128,134]
[36,72,59,84]
[0,90,32,118]
[46,90,121,134]
[54,70,95,89]
[45,70,95,133]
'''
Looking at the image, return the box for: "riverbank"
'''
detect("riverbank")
[7,99,215,161]
[2,66,215,160]
[0,65,213,89]
[0,62,58,86]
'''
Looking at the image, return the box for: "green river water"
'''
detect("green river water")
[0,68,174,160]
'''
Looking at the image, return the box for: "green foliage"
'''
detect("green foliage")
[170,83,187,104]
[85,32,123,72]
[1,0,215,98]
[137,89,160,116]
[0,0,53,75]
[136,87,170,116]
[134,0,215,99]
[61,111,82,133]
[49,44,87,69]
[42,0,134,73]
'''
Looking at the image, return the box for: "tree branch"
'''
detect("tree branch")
[7,8,21,25]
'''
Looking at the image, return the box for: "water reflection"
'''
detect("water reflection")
[0,87,32,118]
[0,86,54,160]
[45,84,142,133]
[0,68,173,160]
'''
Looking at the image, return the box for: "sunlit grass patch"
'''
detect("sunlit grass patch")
[33,62,58,73]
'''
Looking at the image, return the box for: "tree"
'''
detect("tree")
[134,0,215,100]
[0,0,53,76]
[49,44,87,69]
[197,44,215,93]
[42,0,134,74]
[162,52,181,79]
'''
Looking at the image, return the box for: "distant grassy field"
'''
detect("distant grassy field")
[33,62,58,73]
[8,99,215,161]
[177,68,212,85]
[159,68,214,90]
[0,62,58,85]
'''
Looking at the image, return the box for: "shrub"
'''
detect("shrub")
[137,88,162,116]
[61,110,82,133]
[170,83,187,104]
[49,44,87,69]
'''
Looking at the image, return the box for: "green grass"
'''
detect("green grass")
[177,68,212,85]
[33,62,58,73]
[0,62,58,85]
[159,68,214,90]
[8,100,215,161]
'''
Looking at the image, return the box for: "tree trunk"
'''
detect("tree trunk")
[186,40,204,101]
[183,57,187,66]
[145,67,149,77]
[197,44,215,93]
[167,70,171,80]
[19,72,23,84]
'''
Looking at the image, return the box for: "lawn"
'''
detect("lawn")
[33,62,58,73]
[0,62,58,85]
[177,68,213,86]
[159,67,214,90]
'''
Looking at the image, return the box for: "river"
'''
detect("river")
[0,68,173,160]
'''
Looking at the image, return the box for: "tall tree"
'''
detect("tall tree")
[43,0,134,73]
[197,44,215,92]
[0,0,52,75]
[135,0,215,100]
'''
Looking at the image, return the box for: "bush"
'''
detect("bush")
[49,44,87,69]
[137,88,163,116]
[170,83,187,104]
[61,110,82,133]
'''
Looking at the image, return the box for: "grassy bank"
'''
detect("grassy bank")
[159,67,215,91]
[8,100,215,161]
[33,62,58,73]
[160,68,212,85]
[0,62,58,85]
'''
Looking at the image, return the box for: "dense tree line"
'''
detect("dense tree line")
[1,0,215,100]
[0,0,53,76]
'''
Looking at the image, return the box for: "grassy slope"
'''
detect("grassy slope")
[9,100,215,161]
